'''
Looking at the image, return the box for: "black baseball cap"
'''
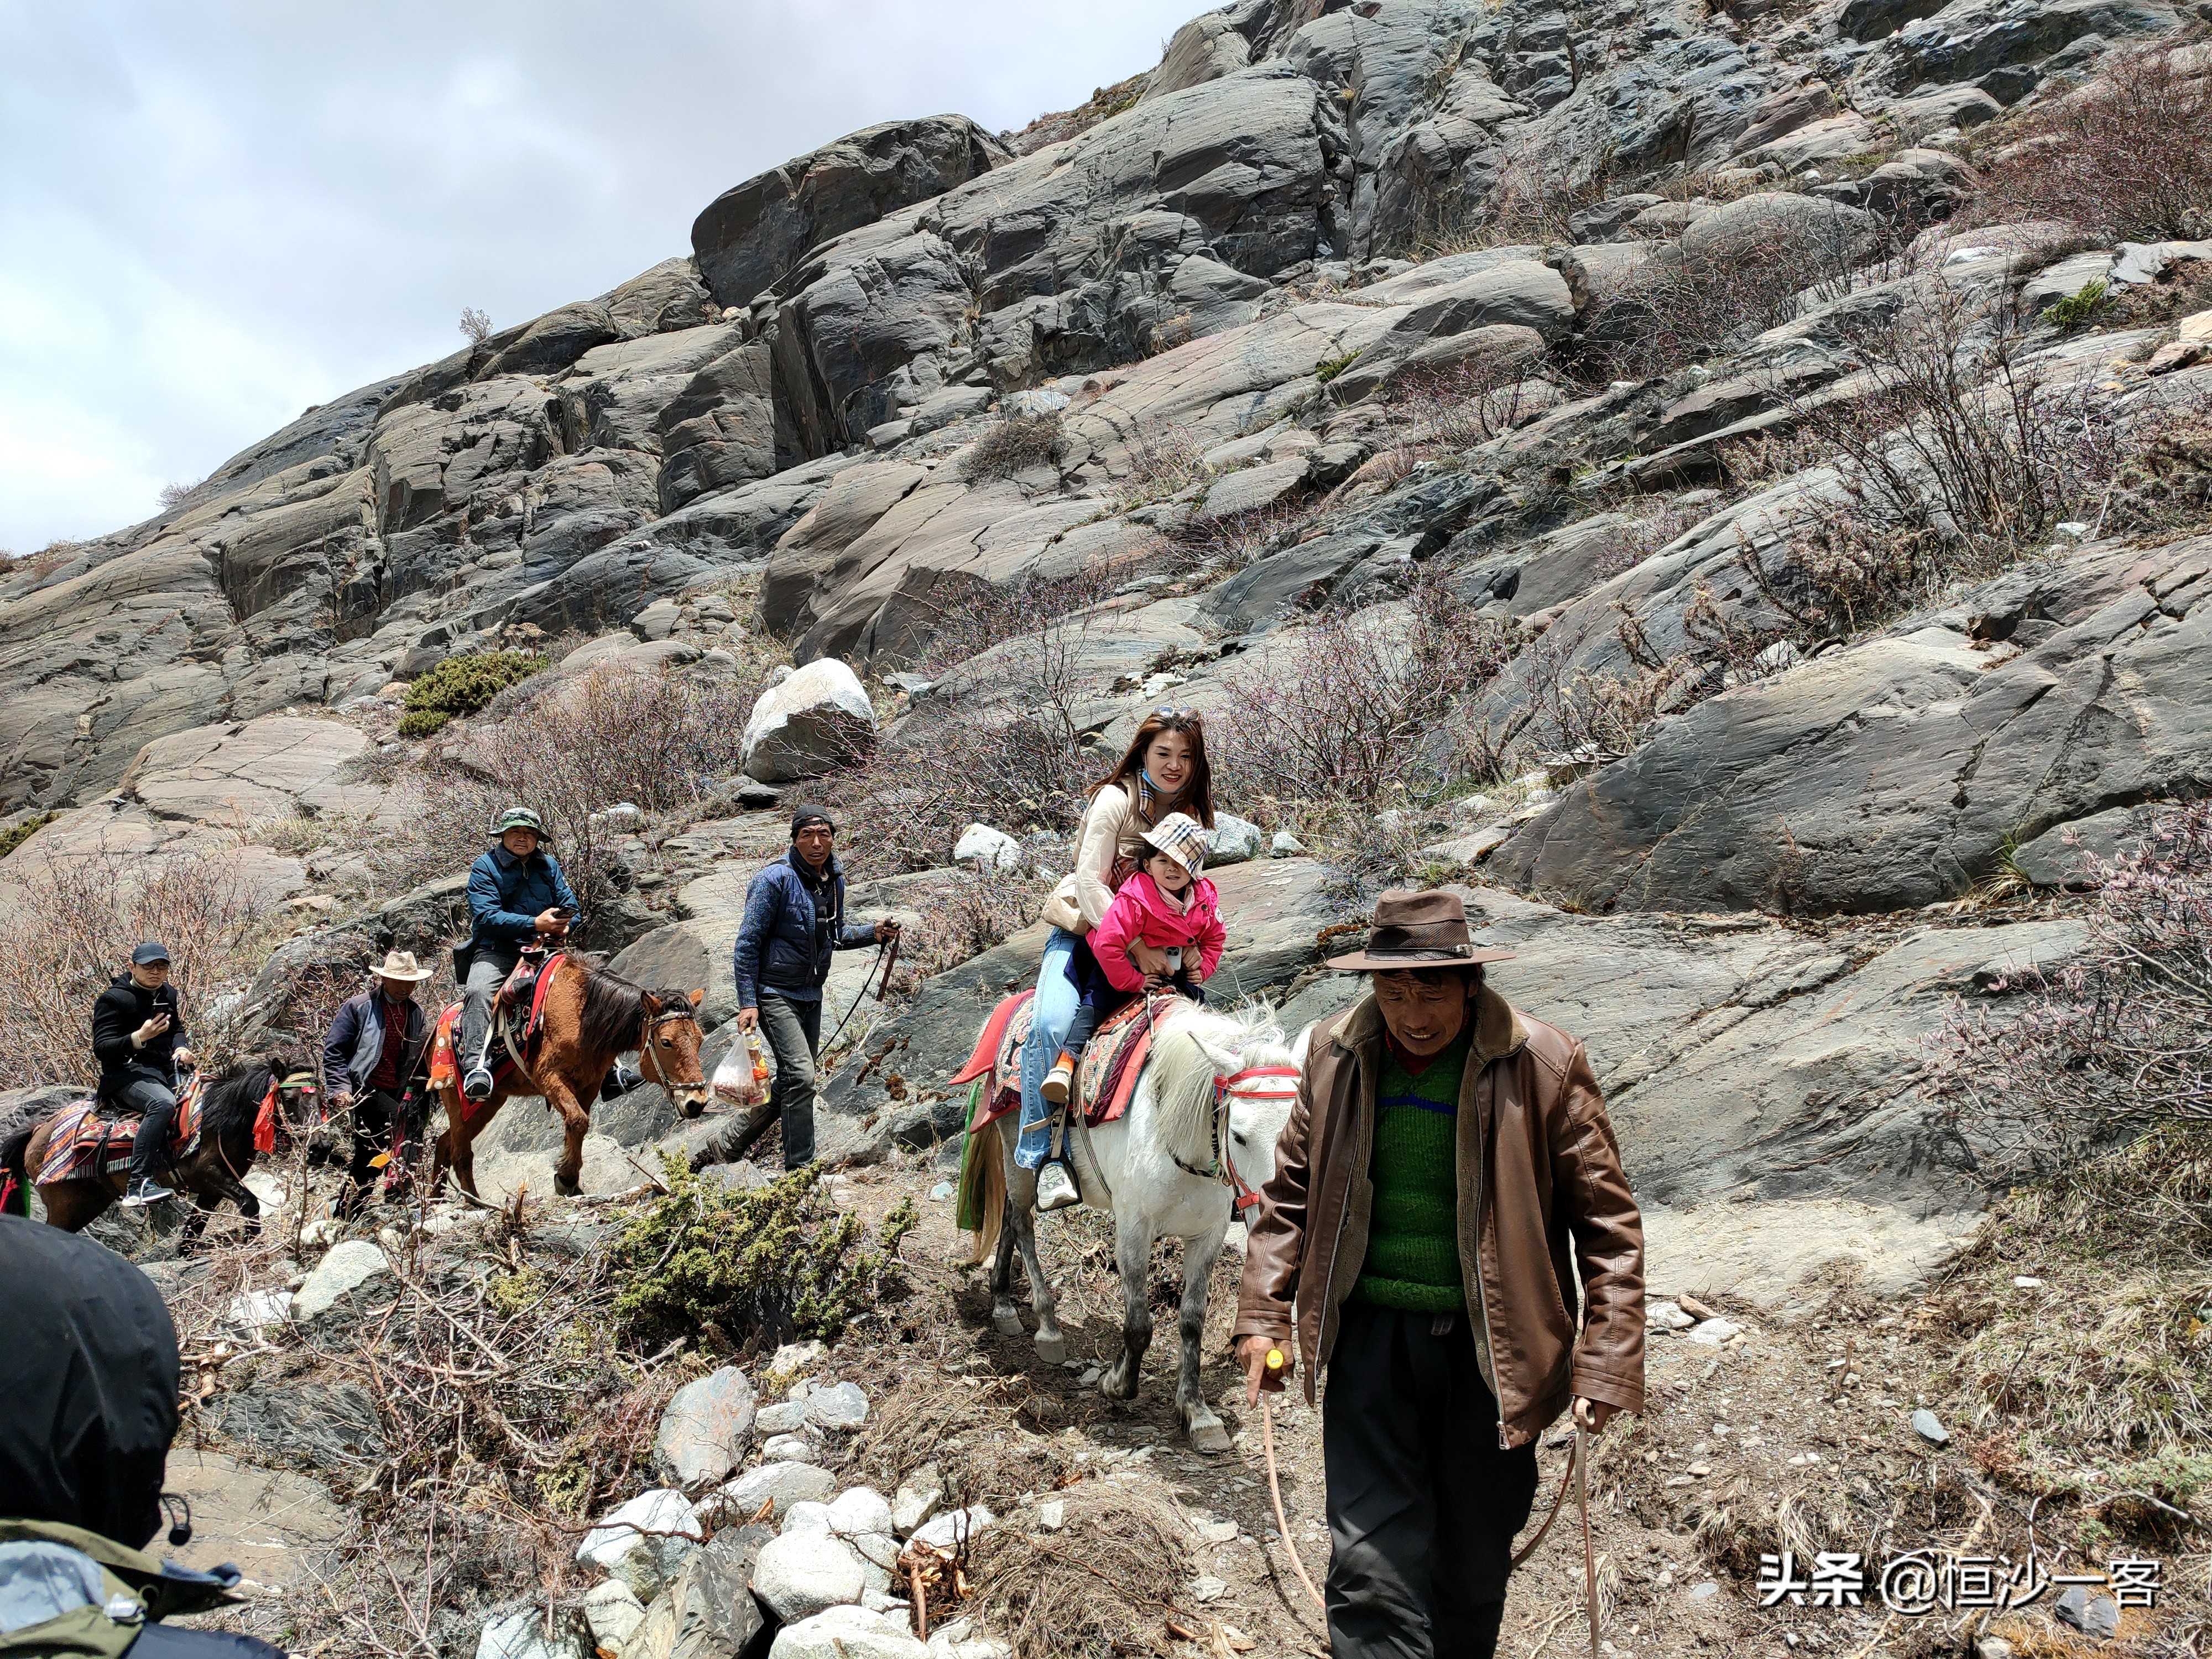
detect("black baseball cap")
[131,942,171,966]
[791,806,836,836]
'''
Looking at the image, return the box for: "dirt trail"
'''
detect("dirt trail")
[835,1155,2191,1659]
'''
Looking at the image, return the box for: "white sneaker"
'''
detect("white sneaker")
[1036,1161,1080,1212]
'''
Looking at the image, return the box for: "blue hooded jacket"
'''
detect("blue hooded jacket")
[732,849,878,1006]
[466,844,579,951]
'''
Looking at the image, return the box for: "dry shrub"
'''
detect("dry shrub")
[2103,397,2212,537]
[1460,618,1697,781]
[1787,277,2126,561]
[1108,421,1210,513]
[960,413,1070,483]
[844,1371,1079,1506]
[968,1482,1196,1659]
[1165,498,1315,574]
[374,662,761,927]
[1216,578,1517,806]
[1937,801,2212,1167]
[1402,144,1616,257]
[906,557,1151,677]
[1580,209,1883,380]
[0,838,274,1086]
[1374,353,1551,458]
[1973,46,2212,241]
[896,869,1050,984]
[827,617,1105,875]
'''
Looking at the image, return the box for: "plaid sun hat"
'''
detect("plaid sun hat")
[1142,812,1210,877]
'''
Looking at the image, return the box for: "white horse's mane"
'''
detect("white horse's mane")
[1145,999,1297,1171]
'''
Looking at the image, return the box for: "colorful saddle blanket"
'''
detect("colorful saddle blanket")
[34,1073,209,1185]
[956,991,1162,1133]
[429,952,568,1129]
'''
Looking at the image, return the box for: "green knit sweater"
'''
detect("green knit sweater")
[1354,1030,1470,1312]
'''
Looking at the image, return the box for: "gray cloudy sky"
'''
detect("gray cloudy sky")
[0,0,1196,552]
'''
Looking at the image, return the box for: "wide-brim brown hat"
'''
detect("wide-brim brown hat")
[372,949,435,983]
[1324,888,1515,971]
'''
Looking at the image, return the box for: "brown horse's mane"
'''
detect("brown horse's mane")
[568,953,696,1057]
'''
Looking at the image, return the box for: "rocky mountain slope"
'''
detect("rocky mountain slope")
[4,0,2211,1651]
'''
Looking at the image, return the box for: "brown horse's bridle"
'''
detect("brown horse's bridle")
[635,1005,701,1091]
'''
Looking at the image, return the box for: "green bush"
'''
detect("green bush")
[0,811,57,862]
[397,651,545,737]
[1314,350,1360,383]
[2041,278,2109,332]
[612,1157,918,1349]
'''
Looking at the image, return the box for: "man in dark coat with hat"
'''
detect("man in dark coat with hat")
[1233,889,1646,1659]
[320,950,437,1217]
[702,807,898,1171]
[94,942,195,1209]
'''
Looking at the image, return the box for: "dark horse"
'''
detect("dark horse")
[2,1053,318,1242]
[431,952,707,1200]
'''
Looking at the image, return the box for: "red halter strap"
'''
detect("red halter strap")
[1213,1066,1300,1212]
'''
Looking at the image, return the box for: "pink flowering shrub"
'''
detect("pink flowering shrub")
[1937,802,2212,1177]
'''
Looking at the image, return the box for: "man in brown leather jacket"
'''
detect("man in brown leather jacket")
[1233,889,1645,1659]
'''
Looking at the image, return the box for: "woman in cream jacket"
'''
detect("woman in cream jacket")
[1021,710,1215,1208]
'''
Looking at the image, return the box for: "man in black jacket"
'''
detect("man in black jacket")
[93,943,194,1209]
[319,951,435,1218]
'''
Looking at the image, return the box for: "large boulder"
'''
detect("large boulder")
[1491,533,2212,915]
[750,1526,869,1620]
[691,117,1011,309]
[291,1240,391,1324]
[627,1525,771,1659]
[742,659,877,781]
[576,1489,705,1600]
[769,1605,929,1659]
[653,1365,758,1490]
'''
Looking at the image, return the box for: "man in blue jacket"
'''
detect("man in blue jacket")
[718,806,898,1170]
[460,807,577,1102]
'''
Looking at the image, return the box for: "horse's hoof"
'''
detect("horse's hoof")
[1034,1332,1067,1365]
[1187,1418,1233,1455]
[554,1176,582,1198]
[992,1312,1026,1338]
[1099,1366,1138,1401]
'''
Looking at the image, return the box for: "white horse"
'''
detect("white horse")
[964,997,1303,1453]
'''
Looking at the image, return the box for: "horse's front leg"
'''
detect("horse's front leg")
[1177,1215,1234,1452]
[544,1076,592,1197]
[1100,1210,1156,1401]
[177,1192,218,1252]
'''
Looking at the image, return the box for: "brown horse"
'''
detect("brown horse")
[430,952,707,1199]
[1,1054,319,1241]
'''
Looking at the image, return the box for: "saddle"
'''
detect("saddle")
[956,992,1162,1134]
[34,1074,208,1187]
[429,951,567,1126]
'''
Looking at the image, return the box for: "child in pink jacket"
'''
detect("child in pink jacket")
[1042,812,1225,1105]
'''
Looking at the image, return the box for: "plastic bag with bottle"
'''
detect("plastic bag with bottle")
[709,1027,771,1109]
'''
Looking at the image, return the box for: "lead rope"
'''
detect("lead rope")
[1257,1384,1598,1648]
[1260,1392,1327,1613]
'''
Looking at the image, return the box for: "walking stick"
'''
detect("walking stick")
[873,928,900,1000]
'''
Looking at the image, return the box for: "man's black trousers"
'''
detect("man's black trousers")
[1322,1298,1541,1659]
[338,1088,419,1215]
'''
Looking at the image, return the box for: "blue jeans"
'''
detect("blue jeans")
[1016,930,1082,1170]
[118,1068,181,1180]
